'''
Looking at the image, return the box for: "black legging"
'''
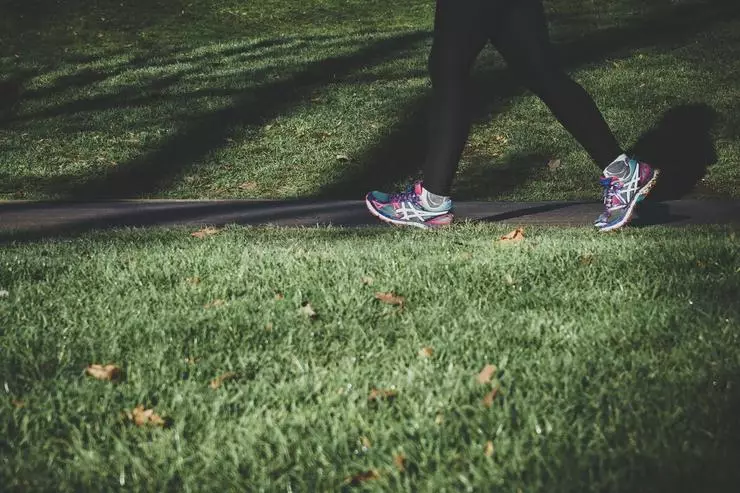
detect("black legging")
[423,0,623,196]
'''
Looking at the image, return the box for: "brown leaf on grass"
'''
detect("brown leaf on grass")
[482,388,499,408]
[204,299,226,309]
[191,227,221,239]
[418,347,434,358]
[393,453,407,472]
[484,440,495,457]
[11,399,25,409]
[361,276,374,286]
[375,292,405,306]
[368,388,398,402]
[299,302,318,319]
[238,181,257,191]
[499,228,525,243]
[344,470,380,486]
[476,364,497,385]
[85,364,122,382]
[547,158,562,172]
[186,276,201,285]
[210,371,238,389]
[580,254,595,265]
[128,405,166,427]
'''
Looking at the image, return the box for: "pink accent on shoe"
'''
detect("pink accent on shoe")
[638,162,654,184]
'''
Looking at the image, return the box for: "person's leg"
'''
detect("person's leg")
[490,0,623,168]
[490,0,659,230]
[365,0,491,229]
[421,0,491,198]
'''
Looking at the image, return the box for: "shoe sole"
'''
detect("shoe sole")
[364,197,451,230]
[599,169,661,232]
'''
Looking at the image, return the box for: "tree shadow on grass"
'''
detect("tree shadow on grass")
[315,0,739,201]
[44,32,430,199]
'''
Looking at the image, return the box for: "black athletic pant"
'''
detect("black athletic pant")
[423,0,623,196]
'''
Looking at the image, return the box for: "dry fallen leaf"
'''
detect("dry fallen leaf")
[375,292,405,307]
[238,181,257,191]
[547,158,562,171]
[476,364,497,385]
[274,292,285,300]
[482,388,499,408]
[484,440,495,457]
[128,405,166,427]
[204,299,226,309]
[186,276,201,285]
[368,388,398,402]
[361,276,374,286]
[11,399,25,409]
[85,364,122,382]
[344,470,380,486]
[191,227,221,239]
[299,302,318,319]
[210,371,238,389]
[499,228,525,243]
[393,453,407,472]
[418,347,434,358]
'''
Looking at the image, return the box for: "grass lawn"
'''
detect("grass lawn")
[1,225,739,491]
[1,0,739,201]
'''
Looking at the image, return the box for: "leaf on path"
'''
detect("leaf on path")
[418,347,434,358]
[238,181,257,191]
[127,405,166,427]
[547,158,562,172]
[484,440,495,457]
[210,371,238,389]
[191,227,221,239]
[393,453,407,472]
[344,470,380,486]
[368,387,398,403]
[499,228,525,243]
[204,299,226,309]
[476,364,497,385]
[85,364,122,382]
[482,388,499,408]
[375,292,405,307]
[299,302,318,319]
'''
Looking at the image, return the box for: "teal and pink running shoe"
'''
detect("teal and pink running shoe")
[365,181,453,229]
[596,155,660,232]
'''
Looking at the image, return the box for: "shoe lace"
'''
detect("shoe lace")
[600,177,623,213]
[392,183,420,205]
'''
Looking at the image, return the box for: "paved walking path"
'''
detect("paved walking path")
[1,199,737,241]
